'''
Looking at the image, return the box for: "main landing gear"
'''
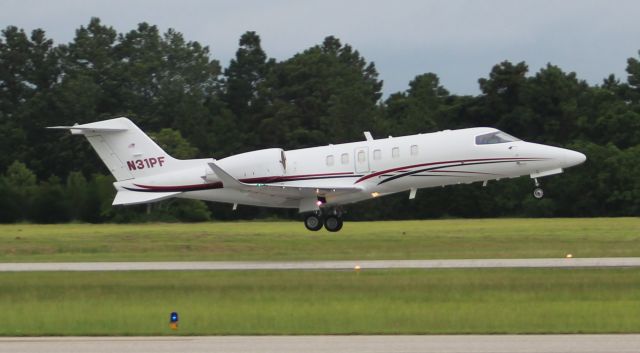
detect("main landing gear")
[304,210,344,232]
[533,178,544,199]
[304,214,324,231]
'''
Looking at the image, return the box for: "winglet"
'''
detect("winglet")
[208,162,248,190]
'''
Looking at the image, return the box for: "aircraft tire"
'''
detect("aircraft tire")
[304,214,323,231]
[533,187,544,199]
[324,215,343,232]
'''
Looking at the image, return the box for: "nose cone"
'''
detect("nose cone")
[563,149,586,168]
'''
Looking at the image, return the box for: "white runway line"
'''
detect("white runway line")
[1,335,640,353]
[1,257,640,272]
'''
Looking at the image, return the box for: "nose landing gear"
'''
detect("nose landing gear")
[533,178,544,199]
[533,187,544,199]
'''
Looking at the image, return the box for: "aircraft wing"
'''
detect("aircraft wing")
[207,162,363,211]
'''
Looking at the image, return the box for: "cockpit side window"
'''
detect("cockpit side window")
[475,131,520,145]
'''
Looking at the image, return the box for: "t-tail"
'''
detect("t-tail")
[48,117,204,205]
[48,117,180,180]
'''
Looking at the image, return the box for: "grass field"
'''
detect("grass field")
[2,268,639,335]
[0,218,638,262]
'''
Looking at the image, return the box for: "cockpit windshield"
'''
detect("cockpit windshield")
[475,131,520,145]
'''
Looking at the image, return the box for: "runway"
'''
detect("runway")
[1,257,640,271]
[1,335,639,353]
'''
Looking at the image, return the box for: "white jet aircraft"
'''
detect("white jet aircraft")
[49,117,586,232]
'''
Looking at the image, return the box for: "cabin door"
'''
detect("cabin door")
[354,147,370,173]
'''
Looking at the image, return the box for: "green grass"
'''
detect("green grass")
[0,218,638,262]
[2,268,639,335]
[2,219,637,336]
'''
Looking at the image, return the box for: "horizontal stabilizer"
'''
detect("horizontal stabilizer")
[112,190,180,205]
[47,119,129,135]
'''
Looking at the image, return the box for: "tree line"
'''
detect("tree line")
[1,17,638,223]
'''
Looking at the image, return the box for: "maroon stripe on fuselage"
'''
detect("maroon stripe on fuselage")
[354,157,546,184]
[127,172,358,193]
[240,171,354,184]
[428,170,502,175]
[131,182,223,192]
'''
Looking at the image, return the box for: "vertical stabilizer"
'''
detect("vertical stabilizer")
[48,117,178,181]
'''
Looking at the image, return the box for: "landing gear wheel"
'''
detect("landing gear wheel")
[324,215,343,232]
[304,214,323,231]
[533,187,544,199]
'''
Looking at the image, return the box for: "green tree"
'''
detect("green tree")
[0,26,60,174]
[0,26,33,117]
[150,128,198,159]
[112,22,164,118]
[32,18,117,178]
[150,199,211,222]
[30,175,70,223]
[5,160,36,188]
[3,161,37,220]
[59,17,118,115]
[223,31,273,150]
[478,61,529,116]
[66,171,88,221]
[523,64,588,143]
[2,18,640,221]
[91,173,118,221]
[593,109,640,149]
[626,50,640,102]
[0,176,21,222]
[261,36,383,148]
[151,28,221,154]
[383,73,450,136]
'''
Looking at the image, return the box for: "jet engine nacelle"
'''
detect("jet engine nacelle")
[214,148,287,181]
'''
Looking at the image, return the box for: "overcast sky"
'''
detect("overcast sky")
[2,0,639,97]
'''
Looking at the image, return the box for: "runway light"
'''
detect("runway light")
[371,192,380,198]
[169,312,179,330]
[566,254,573,258]
[354,265,361,271]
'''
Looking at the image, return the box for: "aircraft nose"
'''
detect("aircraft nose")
[563,149,586,167]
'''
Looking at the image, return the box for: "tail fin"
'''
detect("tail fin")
[48,117,176,181]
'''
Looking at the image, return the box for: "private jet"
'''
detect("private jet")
[49,117,586,231]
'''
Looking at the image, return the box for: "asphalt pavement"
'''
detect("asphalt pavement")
[1,335,639,353]
[1,257,640,271]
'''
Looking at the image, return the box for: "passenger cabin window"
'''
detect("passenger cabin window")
[341,153,349,164]
[373,149,381,160]
[475,131,520,145]
[410,145,418,156]
[357,150,366,163]
[326,155,334,166]
[392,147,400,158]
